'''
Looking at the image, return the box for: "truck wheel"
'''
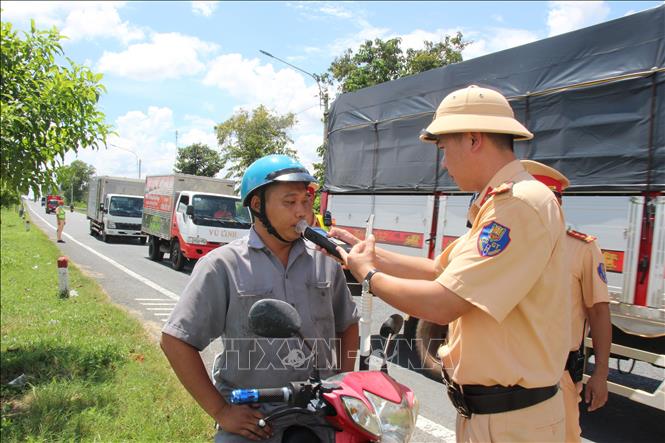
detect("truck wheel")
[90,222,96,236]
[171,240,186,271]
[139,237,147,245]
[148,236,164,261]
[102,230,109,243]
[415,319,448,381]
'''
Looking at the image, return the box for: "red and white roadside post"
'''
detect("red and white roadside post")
[57,256,69,297]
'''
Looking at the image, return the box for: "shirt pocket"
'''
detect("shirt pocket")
[232,286,273,336]
[306,280,334,325]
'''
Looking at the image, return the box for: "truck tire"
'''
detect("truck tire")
[89,222,96,236]
[171,240,186,271]
[102,230,109,243]
[415,319,448,381]
[139,237,147,245]
[148,236,164,261]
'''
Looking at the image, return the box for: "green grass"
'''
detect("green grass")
[1,209,211,441]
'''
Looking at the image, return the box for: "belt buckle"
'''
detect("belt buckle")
[443,378,472,418]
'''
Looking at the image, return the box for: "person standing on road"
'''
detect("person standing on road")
[522,160,611,442]
[330,85,570,442]
[55,200,66,243]
[161,154,359,443]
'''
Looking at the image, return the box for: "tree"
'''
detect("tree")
[0,19,111,204]
[174,143,224,177]
[326,32,469,94]
[56,160,96,204]
[215,105,298,183]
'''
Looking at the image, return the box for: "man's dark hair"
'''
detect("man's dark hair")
[485,133,514,151]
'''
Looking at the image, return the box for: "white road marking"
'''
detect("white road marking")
[28,203,457,440]
[416,414,456,441]
[29,206,179,301]
[140,302,177,306]
[136,298,168,301]
[146,307,175,311]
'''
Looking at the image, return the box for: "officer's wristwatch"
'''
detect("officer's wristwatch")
[362,269,380,293]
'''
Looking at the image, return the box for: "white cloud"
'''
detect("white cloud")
[1,1,144,44]
[203,53,325,166]
[547,1,610,37]
[97,32,218,80]
[192,1,219,17]
[66,106,177,178]
[462,27,539,60]
[319,4,354,19]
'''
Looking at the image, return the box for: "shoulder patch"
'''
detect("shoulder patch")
[597,263,608,284]
[477,221,511,257]
[567,229,597,243]
[488,182,514,197]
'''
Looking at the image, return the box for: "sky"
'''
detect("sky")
[2,1,662,181]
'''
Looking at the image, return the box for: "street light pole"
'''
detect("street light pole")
[259,50,329,144]
[109,144,141,179]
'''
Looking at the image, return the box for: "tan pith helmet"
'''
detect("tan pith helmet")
[521,160,570,192]
[420,85,533,143]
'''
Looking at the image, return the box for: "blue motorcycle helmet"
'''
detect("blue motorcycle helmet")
[240,154,318,243]
[241,154,317,206]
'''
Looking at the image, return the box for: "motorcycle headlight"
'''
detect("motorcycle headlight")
[341,396,381,438]
[107,221,116,229]
[364,391,418,443]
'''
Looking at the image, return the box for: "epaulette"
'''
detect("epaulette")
[488,182,513,197]
[567,229,596,243]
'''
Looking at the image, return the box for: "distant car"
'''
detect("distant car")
[41,197,46,206]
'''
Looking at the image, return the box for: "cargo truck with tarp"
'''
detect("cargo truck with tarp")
[142,173,251,271]
[322,6,665,409]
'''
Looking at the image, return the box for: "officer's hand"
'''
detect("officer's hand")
[328,227,361,246]
[347,234,377,282]
[584,372,608,411]
[216,403,272,440]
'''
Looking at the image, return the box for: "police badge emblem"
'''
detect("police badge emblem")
[597,262,608,283]
[478,221,511,257]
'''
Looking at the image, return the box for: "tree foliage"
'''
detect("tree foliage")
[56,160,96,204]
[0,19,111,202]
[174,143,224,177]
[326,32,469,94]
[215,105,298,183]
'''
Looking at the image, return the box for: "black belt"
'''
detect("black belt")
[442,369,558,418]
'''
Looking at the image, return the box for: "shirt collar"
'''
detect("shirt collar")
[473,159,524,210]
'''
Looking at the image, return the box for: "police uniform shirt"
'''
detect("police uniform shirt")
[565,233,610,351]
[436,160,570,388]
[163,227,359,391]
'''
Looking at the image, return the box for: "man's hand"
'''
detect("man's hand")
[584,371,608,411]
[346,234,378,283]
[216,403,272,441]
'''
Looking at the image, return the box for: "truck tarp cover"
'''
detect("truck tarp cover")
[325,6,665,193]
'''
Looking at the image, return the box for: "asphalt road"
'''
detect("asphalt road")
[25,200,665,442]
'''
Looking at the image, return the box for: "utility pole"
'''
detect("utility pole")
[259,50,330,144]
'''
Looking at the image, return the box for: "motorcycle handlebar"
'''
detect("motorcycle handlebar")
[229,387,291,405]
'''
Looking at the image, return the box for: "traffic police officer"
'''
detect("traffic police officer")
[161,155,359,442]
[522,160,611,442]
[333,85,570,442]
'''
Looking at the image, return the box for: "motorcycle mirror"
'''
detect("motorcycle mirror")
[248,299,302,338]
[380,314,404,338]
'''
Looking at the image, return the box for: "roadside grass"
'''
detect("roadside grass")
[1,209,211,441]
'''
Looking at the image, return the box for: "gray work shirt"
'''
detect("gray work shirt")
[163,227,359,392]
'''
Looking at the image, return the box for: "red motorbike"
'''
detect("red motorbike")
[230,299,419,443]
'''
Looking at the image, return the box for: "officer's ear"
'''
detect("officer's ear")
[468,132,482,152]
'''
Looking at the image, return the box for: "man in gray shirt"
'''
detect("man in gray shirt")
[161,155,359,442]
